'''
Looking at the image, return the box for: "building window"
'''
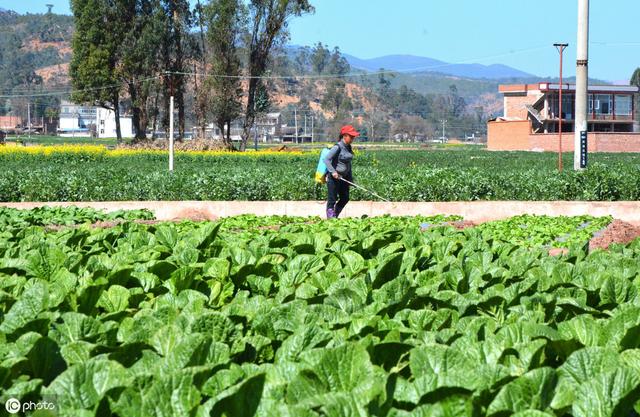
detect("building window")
[100,120,105,126]
[615,95,632,116]
[589,94,612,116]
[100,129,104,134]
[549,93,575,120]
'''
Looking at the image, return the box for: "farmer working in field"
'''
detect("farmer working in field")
[323,125,359,219]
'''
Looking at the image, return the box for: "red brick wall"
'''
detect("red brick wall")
[591,134,640,152]
[0,116,22,130]
[487,120,531,150]
[489,123,640,152]
[529,134,572,152]
[504,92,542,119]
[529,133,640,152]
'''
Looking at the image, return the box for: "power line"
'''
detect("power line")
[0,43,602,98]
[0,75,163,99]
[1,41,606,99]
[591,41,640,47]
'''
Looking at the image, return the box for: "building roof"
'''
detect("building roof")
[499,83,639,94]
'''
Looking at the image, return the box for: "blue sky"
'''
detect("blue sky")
[5,0,640,81]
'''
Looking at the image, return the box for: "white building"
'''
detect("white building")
[195,113,282,142]
[256,112,282,142]
[58,101,134,138]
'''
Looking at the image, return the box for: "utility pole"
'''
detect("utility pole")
[294,107,298,144]
[370,120,374,143]
[304,114,307,138]
[575,0,589,170]
[554,43,568,172]
[27,102,31,139]
[169,96,174,172]
[311,115,314,144]
[440,119,447,143]
[254,126,258,151]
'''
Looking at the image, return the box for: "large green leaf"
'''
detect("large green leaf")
[393,344,486,405]
[276,325,332,363]
[286,343,379,408]
[512,411,556,417]
[26,336,66,385]
[205,373,266,417]
[50,312,105,345]
[96,284,130,313]
[371,253,404,289]
[340,251,366,277]
[0,280,49,336]
[154,224,179,249]
[44,356,132,410]
[604,306,640,349]
[551,347,621,410]
[141,372,202,417]
[487,367,557,416]
[572,367,640,417]
[388,395,474,417]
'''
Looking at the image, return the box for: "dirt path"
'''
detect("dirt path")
[589,220,640,251]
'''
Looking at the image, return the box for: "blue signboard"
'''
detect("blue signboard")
[580,130,587,168]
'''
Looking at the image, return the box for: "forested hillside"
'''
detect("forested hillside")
[0,10,73,122]
[0,7,496,140]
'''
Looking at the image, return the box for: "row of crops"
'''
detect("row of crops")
[2,207,640,416]
[1,146,639,201]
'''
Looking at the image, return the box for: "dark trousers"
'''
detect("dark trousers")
[326,174,350,216]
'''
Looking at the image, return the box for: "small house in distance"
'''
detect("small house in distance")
[58,101,134,138]
[488,83,640,152]
[195,113,283,142]
[0,116,22,134]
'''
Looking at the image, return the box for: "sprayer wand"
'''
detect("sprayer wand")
[339,178,390,202]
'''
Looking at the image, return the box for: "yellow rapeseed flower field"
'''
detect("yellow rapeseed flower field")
[0,144,306,157]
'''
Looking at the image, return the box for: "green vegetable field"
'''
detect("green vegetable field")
[1,148,639,201]
[3,208,640,416]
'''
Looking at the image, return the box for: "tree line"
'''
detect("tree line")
[69,0,494,147]
[69,0,313,150]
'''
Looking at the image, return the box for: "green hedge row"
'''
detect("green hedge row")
[0,150,638,201]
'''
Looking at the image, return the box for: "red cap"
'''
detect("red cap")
[340,125,360,138]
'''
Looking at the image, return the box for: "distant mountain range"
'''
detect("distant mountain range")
[342,53,536,80]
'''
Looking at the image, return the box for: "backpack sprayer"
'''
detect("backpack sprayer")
[315,145,390,202]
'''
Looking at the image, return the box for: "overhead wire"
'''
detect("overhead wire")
[2,41,636,99]
[0,75,164,98]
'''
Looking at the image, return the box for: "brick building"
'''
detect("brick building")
[488,83,640,152]
[0,116,22,133]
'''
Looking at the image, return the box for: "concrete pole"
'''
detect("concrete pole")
[169,96,174,172]
[294,107,298,144]
[254,126,258,151]
[574,0,589,170]
[554,43,568,172]
[311,115,314,144]
[28,102,31,139]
